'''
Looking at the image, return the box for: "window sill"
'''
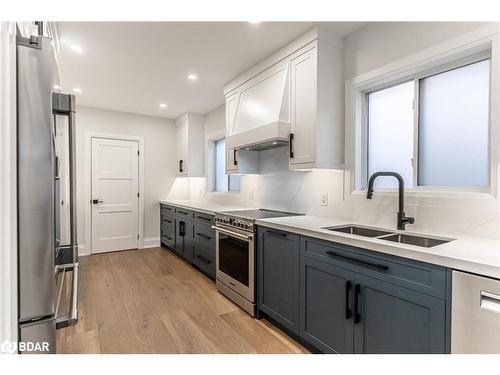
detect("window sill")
[348,188,497,202]
[206,191,241,196]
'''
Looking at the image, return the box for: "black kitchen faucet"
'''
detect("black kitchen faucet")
[366,172,415,230]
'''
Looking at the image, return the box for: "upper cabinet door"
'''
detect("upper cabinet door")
[226,93,239,172]
[176,122,188,175]
[289,45,317,166]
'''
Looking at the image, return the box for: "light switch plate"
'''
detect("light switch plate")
[320,193,328,206]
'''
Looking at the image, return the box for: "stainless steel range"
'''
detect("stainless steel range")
[212,209,302,316]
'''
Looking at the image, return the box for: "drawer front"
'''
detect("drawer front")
[174,207,193,219]
[161,215,175,231]
[193,211,215,226]
[161,230,175,249]
[192,244,216,278]
[161,222,174,237]
[192,222,215,251]
[301,237,447,299]
[161,204,175,216]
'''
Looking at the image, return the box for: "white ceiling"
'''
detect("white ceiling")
[56,22,366,119]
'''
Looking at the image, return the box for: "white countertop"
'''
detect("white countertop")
[160,200,253,215]
[160,200,500,279]
[256,215,500,280]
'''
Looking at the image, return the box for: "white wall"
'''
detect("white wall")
[342,22,493,80]
[179,22,500,240]
[76,106,177,254]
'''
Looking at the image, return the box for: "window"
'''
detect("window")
[368,81,415,189]
[214,138,240,192]
[366,57,490,190]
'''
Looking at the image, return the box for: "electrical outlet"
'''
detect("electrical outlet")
[320,193,328,206]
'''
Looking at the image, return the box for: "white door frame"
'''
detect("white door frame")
[84,131,145,255]
[0,21,18,348]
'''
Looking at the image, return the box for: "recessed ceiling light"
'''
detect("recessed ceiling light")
[53,84,61,90]
[187,74,198,81]
[159,103,167,108]
[70,45,83,53]
[249,21,261,24]
[72,88,82,93]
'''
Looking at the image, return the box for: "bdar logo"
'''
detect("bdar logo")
[0,340,17,354]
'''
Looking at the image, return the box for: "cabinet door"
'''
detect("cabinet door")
[353,274,446,354]
[258,228,300,334]
[225,93,239,172]
[300,256,355,353]
[174,218,187,257]
[289,45,317,166]
[176,123,188,175]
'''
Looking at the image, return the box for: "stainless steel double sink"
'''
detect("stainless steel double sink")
[323,225,453,248]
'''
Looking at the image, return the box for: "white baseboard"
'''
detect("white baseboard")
[77,237,160,256]
[78,244,90,257]
[143,237,160,249]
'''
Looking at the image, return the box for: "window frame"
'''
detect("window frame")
[344,29,499,202]
[362,51,491,193]
[205,131,241,194]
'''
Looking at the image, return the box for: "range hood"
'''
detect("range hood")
[226,63,290,151]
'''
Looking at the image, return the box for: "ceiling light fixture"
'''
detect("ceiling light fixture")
[53,84,61,90]
[70,45,83,53]
[72,88,82,93]
[249,21,261,24]
[187,74,198,81]
[159,103,167,108]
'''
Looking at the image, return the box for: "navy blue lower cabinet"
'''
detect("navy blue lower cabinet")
[299,256,355,353]
[257,227,300,334]
[353,273,446,354]
[174,218,193,260]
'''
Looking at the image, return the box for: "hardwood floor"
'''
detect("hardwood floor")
[56,247,309,354]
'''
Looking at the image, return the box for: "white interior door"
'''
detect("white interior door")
[91,137,139,254]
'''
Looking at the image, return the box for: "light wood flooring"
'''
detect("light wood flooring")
[56,247,309,354]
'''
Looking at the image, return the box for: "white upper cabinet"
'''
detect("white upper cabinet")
[223,26,344,172]
[225,93,239,173]
[289,44,317,166]
[225,92,260,174]
[175,113,204,177]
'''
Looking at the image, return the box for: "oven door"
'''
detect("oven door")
[213,225,255,302]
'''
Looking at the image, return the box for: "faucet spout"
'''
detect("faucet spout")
[366,172,415,230]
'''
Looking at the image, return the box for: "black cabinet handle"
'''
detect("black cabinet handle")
[196,216,212,222]
[289,133,294,159]
[345,280,352,320]
[196,232,211,240]
[179,160,184,173]
[325,250,389,271]
[177,210,188,215]
[179,221,185,237]
[163,235,172,241]
[164,219,172,224]
[196,254,211,264]
[233,149,238,166]
[354,283,361,324]
[266,230,288,238]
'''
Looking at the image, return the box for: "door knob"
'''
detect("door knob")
[92,199,103,204]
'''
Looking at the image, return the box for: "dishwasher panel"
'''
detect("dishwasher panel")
[451,270,500,353]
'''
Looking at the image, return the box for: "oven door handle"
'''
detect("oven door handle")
[211,226,254,241]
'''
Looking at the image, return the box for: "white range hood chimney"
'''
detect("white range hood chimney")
[225,61,290,151]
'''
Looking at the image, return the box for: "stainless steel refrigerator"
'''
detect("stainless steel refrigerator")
[17,25,78,354]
